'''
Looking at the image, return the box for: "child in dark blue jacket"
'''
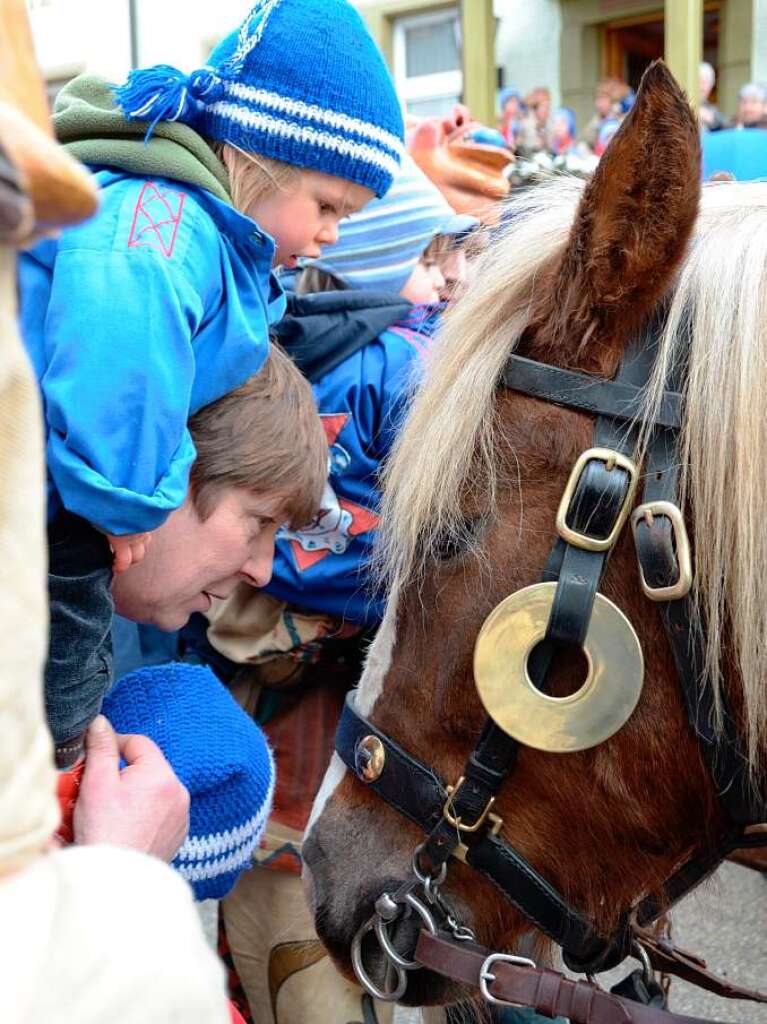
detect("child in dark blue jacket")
[17,0,404,770]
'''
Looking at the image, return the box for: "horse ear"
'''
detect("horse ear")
[527,61,700,374]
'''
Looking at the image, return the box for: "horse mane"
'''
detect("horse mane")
[377,175,767,773]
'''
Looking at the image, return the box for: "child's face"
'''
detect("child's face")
[400,254,445,305]
[251,170,375,269]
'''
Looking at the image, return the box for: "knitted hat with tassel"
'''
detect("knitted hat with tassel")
[113,0,404,198]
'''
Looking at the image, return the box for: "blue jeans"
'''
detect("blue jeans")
[45,512,113,745]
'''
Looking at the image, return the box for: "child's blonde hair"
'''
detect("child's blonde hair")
[217,142,301,219]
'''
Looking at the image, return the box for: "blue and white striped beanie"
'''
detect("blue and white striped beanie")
[306,155,478,293]
[113,0,404,198]
[103,662,274,901]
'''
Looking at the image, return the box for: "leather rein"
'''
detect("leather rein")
[335,331,767,1021]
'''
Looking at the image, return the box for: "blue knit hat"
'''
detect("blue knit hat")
[103,663,274,901]
[305,155,477,293]
[113,0,404,197]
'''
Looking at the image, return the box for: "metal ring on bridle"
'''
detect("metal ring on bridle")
[412,843,448,887]
[631,939,654,988]
[373,892,437,969]
[474,581,644,752]
[351,913,408,1002]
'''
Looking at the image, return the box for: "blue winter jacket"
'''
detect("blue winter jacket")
[18,169,283,534]
[266,294,440,625]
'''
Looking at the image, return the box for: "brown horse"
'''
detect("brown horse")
[303,61,767,1012]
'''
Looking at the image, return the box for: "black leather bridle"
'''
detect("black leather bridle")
[334,326,767,986]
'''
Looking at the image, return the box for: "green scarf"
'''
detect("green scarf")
[53,74,232,205]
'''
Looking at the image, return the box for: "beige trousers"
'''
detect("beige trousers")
[224,864,394,1024]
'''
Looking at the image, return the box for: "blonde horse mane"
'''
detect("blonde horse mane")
[378,175,767,772]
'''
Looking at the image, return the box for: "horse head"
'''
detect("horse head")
[305,63,767,1006]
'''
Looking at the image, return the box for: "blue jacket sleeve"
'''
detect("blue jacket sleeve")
[361,330,423,461]
[42,248,203,535]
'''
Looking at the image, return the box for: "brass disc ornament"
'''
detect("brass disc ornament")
[474,582,644,753]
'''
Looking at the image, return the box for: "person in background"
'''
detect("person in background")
[17,0,402,790]
[594,117,622,157]
[547,106,578,156]
[699,61,728,131]
[518,86,552,153]
[181,157,476,1024]
[735,81,767,128]
[498,86,525,148]
[582,77,629,150]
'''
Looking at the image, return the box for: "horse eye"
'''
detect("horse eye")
[432,516,486,561]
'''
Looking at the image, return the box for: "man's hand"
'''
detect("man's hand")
[106,531,151,573]
[73,715,190,862]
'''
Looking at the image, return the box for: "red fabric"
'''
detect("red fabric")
[54,759,85,845]
[229,1002,247,1024]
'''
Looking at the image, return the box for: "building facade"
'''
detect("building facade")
[27,0,767,132]
[354,0,765,131]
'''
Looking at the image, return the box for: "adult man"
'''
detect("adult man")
[699,61,728,131]
[735,81,767,128]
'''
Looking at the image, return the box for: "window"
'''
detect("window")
[392,7,462,118]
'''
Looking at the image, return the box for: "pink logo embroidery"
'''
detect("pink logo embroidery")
[127,182,186,258]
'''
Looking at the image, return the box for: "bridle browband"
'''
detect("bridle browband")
[334,329,767,1019]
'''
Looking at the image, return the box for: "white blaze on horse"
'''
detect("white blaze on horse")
[304,62,767,1020]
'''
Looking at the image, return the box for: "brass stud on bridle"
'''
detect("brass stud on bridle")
[355,734,386,782]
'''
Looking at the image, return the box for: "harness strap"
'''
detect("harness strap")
[501,354,683,430]
[336,693,627,969]
[639,935,767,1005]
[415,930,755,1024]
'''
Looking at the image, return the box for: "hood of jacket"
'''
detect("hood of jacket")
[53,74,232,205]
[272,289,412,382]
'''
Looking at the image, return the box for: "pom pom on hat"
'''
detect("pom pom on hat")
[103,663,274,901]
[113,0,404,197]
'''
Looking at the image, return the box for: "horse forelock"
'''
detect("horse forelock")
[375,176,585,597]
[378,175,767,776]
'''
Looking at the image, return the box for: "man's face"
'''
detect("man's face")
[738,94,765,126]
[112,487,288,630]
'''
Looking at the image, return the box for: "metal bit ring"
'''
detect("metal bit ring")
[373,892,437,970]
[351,914,408,1002]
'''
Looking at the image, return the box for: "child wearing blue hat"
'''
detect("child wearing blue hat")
[17,0,404,775]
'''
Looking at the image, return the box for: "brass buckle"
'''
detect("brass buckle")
[630,501,692,602]
[443,776,503,836]
[556,447,639,552]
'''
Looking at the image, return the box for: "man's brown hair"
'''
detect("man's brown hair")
[188,344,327,529]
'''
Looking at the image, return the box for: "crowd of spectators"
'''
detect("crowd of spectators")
[498,62,767,167]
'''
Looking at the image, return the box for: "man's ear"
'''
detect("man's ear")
[526,61,701,375]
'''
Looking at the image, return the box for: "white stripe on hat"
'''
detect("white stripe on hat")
[223,81,404,158]
[175,799,273,862]
[230,0,285,68]
[207,100,401,177]
[177,838,260,883]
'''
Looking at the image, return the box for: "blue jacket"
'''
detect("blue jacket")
[266,294,440,625]
[18,169,283,534]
